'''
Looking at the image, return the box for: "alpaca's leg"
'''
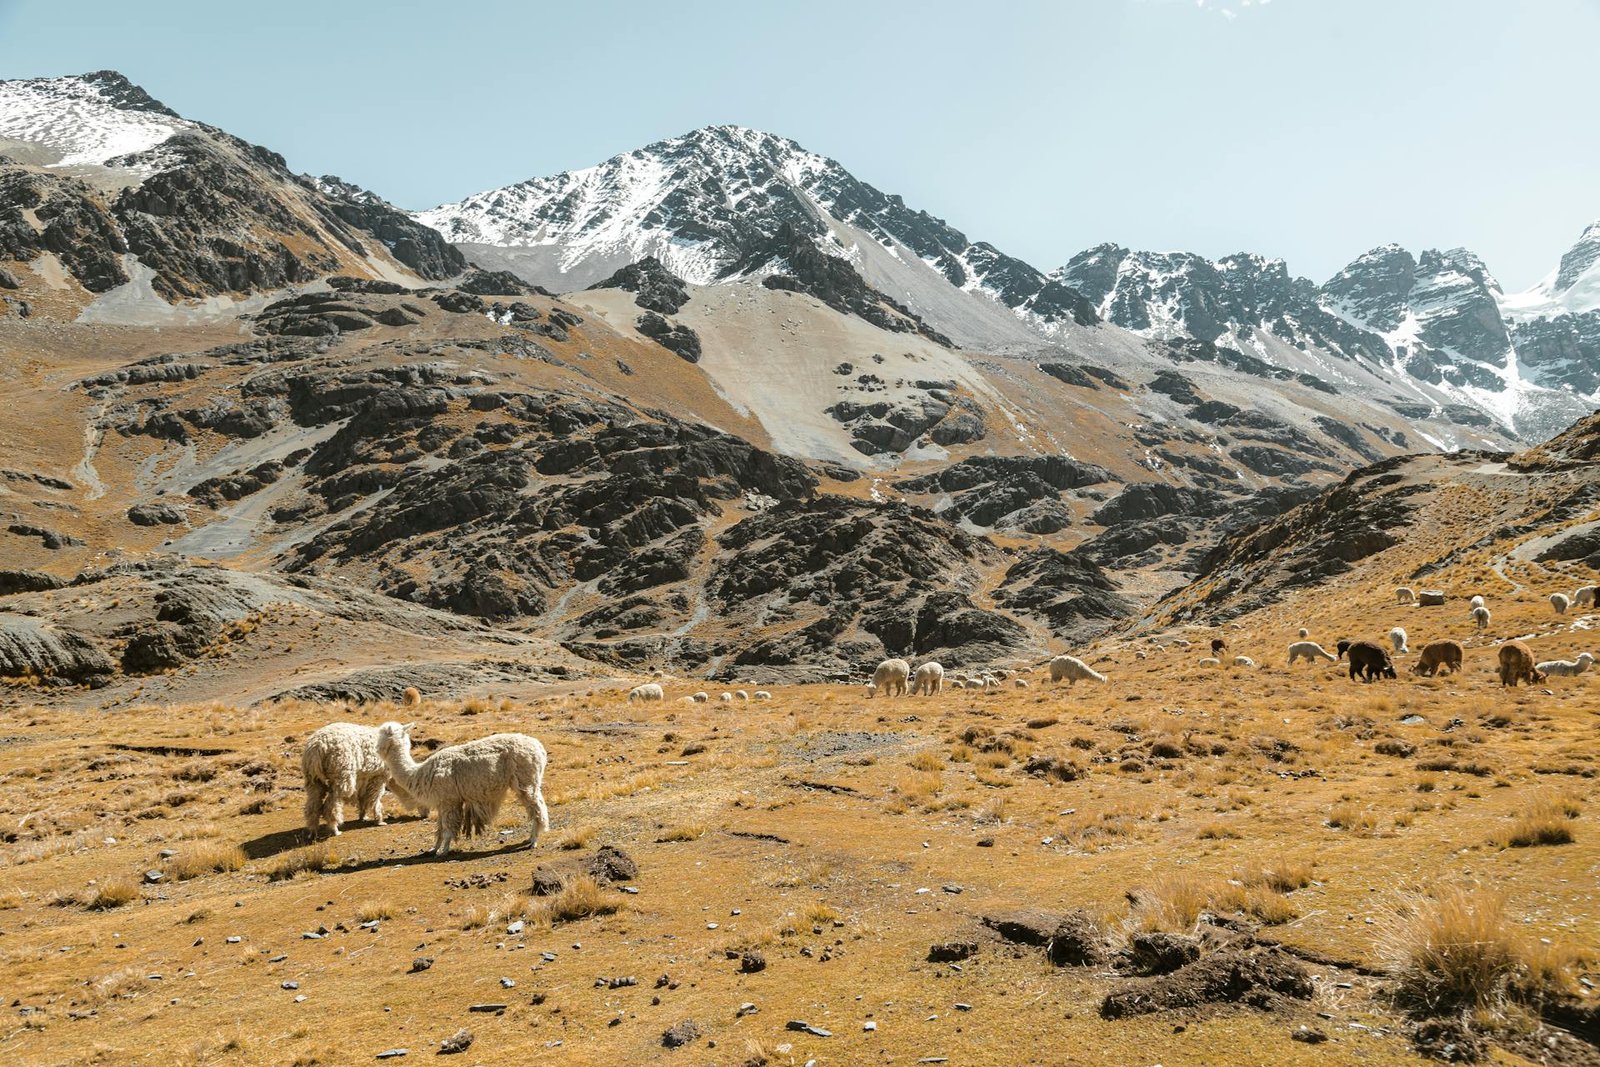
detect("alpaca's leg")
[356,778,382,823]
[434,806,460,857]
[303,778,326,842]
[518,780,550,847]
[371,785,386,826]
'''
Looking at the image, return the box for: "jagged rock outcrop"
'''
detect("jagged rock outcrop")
[589,256,690,314]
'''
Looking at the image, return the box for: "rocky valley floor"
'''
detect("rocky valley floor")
[3,573,1598,1066]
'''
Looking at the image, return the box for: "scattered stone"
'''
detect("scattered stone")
[1116,931,1200,976]
[467,1004,507,1013]
[269,955,287,963]
[737,1003,759,1017]
[661,1019,702,1048]
[506,920,525,935]
[1292,1026,1328,1044]
[375,1050,407,1060]
[588,845,638,883]
[143,870,164,884]
[498,977,515,989]
[863,1020,877,1032]
[596,976,637,988]
[302,932,323,940]
[438,1028,473,1055]
[409,957,433,974]
[281,981,299,990]
[530,868,567,896]
[739,951,767,974]
[786,1021,833,1037]
[1099,946,1313,1018]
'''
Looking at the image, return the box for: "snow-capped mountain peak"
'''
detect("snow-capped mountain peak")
[0,71,191,168]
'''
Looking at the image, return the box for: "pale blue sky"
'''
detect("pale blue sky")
[1,0,1595,289]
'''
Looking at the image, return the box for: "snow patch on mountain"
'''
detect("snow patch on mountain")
[0,73,188,168]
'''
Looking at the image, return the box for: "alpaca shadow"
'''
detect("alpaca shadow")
[323,838,536,875]
[239,814,432,860]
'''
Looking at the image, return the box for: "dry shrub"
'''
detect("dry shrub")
[168,842,246,881]
[265,843,338,881]
[553,826,594,851]
[539,874,619,924]
[908,751,945,772]
[1196,821,1240,840]
[1379,885,1534,1014]
[84,878,139,911]
[1327,802,1377,832]
[1129,871,1215,932]
[1495,792,1578,849]
[356,901,397,922]
[657,823,705,842]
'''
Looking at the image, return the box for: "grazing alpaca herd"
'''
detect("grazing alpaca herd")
[293,582,1590,855]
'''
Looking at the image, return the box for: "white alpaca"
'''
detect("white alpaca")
[735,690,749,701]
[1536,652,1595,677]
[1287,641,1336,665]
[719,692,733,703]
[1552,592,1571,615]
[912,661,944,696]
[1575,586,1597,608]
[1048,655,1106,685]
[1472,605,1490,631]
[375,722,548,857]
[1389,627,1409,654]
[753,690,772,700]
[1135,650,1148,660]
[1198,657,1221,667]
[1233,655,1256,668]
[1298,627,1309,639]
[628,683,664,703]
[1013,678,1029,688]
[1470,595,1485,610]
[1396,587,1415,605]
[691,691,709,703]
[872,658,911,697]
[302,722,426,841]
[864,682,878,696]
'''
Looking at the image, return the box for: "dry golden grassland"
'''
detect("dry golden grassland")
[1,618,1596,1066]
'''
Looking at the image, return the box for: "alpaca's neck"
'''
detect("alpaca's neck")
[383,740,423,785]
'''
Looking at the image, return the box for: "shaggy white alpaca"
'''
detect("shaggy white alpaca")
[1298,627,1310,639]
[1198,657,1221,667]
[1389,627,1409,654]
[1048,655,1106,685]
[302,722,426,841]
[1575,586,1597,608]
[1470,595,1485,610]
[1232,655,1256,668]
[1287,641,1337,665]
[872,658,911,697]
[753,690,772,700]
[628,683,664,703]
[691,691,709,703]
[1536,652,1595,677]
[1552,592,1571,615]
[375,722,548,857]
[719,692,733,702]
[1396,587,1415,605]
[1472,605,1491,630]
[912,661,944,696]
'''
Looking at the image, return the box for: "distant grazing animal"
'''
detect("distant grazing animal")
[753,690,772,700]
[1171,639,1192,649]
[401,687,422,708]
[1470,595,1485,610]
[912,661,945,696]
[1211,638,1228,656]
[1232,655,1255,668]
[1536,652,1594,678]
[1335,639,1352,661]
[1498,641,1545,687]
[1389,627,1409,654]
[1412,640,1464,677]
[691,692,709,703]
[1135,650,1148,660]
[1287,641,1336,665]
[949,679,967,690]
[302,722,425,841]
[719,692,733,703]
[1345,641,1397,682]
[1048,654,1107,685]
[1396,587,1416,605]
[735,690,749,701]
[1472,606,1491,630]
[374,721,548,857]
[628,683,664,703]
[872,658,911,697]
[1199,657,1221,667]
[1014,678,1029,688]
[1298,627,1309,639]
[1575,586,1597,608]
[1551,592,1571,615]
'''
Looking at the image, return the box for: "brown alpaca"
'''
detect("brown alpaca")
[1411,640,1464,677]
[1497,641,1545,687]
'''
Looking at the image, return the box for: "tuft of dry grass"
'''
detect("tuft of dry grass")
[538,874,619,925]
[1129,870,1214,932]
[1378,885,1534,1014]
[1327,802,1377,832]
[1494,792,1578,849]
[264,843,338,882]
[657,823,706,843]
[553,825,594,851]
[83,877,139,911]
[168,841,247,881]
[355,901,397,922]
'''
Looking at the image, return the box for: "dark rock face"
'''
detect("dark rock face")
[8,523,84,549]
[127,503,187,526]
[121,620,209,673]
[993,548,1134,640]
[1089,483,1225,527]
[827,393,988,456]
[456,268,546,297]
[708,497,1026,671]
[744,222,953,346]
[589,256,690,314]
[0,570,68,595]
[898,455,1110,533]
[1038,362,1097,389]
[635,312,702,362]
[303,174,465,280]
[0,167,129,292]
[0,620,115,683]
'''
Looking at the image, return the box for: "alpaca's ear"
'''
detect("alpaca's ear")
[401,722,416,732]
